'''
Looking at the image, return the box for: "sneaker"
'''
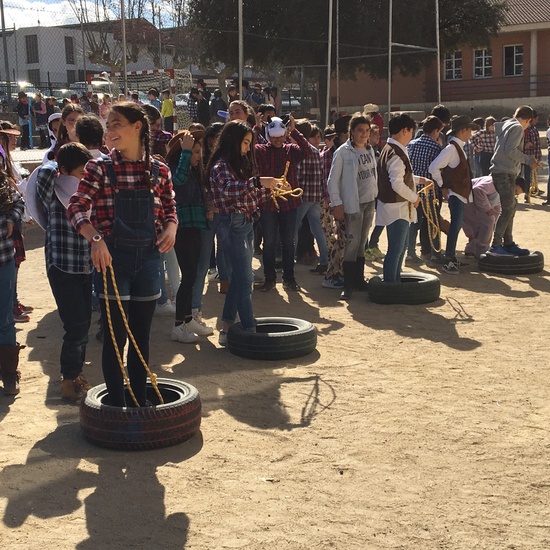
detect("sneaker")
[259,279,276,292]
[371,246,385,259]
[155,299,176,315]
[218,330,228,347]
[61,374,92,402]
[191,308,214,336]
[13,304,30,323]
[488,245,513,256]
[364,248,377,261]
[322,276,345,289]
[171,323,199,344]
[455,258,469,267]
[17,301,34,313]
[503,243,530,256]
[310,264,328,274]
[283,279,301,291]
[428,253,446,265]
[442,259,459,275]
[187,317,213,337]
[207,268,219,281]
[405,253,423,265]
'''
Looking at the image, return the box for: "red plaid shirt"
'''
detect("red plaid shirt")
[470,129,496,154]
[209,159,266,221]
[255,129,312,212]
[523,124,542,161]
[68,149,177,236]
[297,146,326,202]
[152,129,173,157]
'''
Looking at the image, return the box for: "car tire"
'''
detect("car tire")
[368,272,441,305]
[227,317,317,360]
[478,251,544,275]
[80,378,201,451]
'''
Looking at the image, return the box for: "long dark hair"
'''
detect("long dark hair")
[0,121,16,181]
[110,102,153,183]
[202,122,224,168]
[206,121,256,182]
[57,103,85,145]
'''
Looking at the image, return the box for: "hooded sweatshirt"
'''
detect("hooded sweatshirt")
[490,118,535,175]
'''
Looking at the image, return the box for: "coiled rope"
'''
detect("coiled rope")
[271,161,303,210]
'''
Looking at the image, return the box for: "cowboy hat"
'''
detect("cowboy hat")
[165,129,205,159]
[363,103,379,113]
[447,115,480,135]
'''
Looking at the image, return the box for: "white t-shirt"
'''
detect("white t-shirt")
[355,146,377,203]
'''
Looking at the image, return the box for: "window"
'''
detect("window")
[78,70,85,81]
[67,69,76,84]
[444,51,462,80]
[27,69,40,86]
[25,34,39,64]
[474,49,492,78]
[504,45,523,76]
[65,36,75,65]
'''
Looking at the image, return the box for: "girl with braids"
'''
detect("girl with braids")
[68,102,177,407]
[207,120,276,347]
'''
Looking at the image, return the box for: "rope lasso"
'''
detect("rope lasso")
[417,181,442,254]
[270,161,303,210]
[102,265,164,407]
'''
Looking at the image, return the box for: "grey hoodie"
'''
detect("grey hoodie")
[490,118,535,175]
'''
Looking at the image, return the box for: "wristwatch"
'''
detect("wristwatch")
[91,234,103,243]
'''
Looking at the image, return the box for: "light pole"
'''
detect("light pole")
[238,0,243,99]
[0,0,12,106]
[325,0,333,126]
[120,0,128,96]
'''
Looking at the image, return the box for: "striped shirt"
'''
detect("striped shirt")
[67,149,177,236]
[36,162,92,274]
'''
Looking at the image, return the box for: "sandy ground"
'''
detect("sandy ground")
[2,179,550,550]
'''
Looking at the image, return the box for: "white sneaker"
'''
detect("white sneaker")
[156,299,176,315]
[187,317,214,337]
[207,268,219,281]
[171,323,199,343]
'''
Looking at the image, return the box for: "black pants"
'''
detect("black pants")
[20,123,30,149]
[47,266,92,380]
[100,298,155,407]
[174,227,201,321]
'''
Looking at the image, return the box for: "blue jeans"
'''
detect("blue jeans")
[217,213,255,331]
[294,201,328,265]
[383,219,409,283]
[261,208,297,282]
[48,266,92,379]
[192,212,228,311]
[446,195,465,259]
[0,259,16,346]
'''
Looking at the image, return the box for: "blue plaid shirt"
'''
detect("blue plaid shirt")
[36,162,92,274]
[407,134,443,185]
[0,188,23,267]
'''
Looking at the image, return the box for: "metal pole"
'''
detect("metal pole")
[325,0,333,126]
[435,0,441,103]
[300,65,305,116]
[120,0,128,96]
[80,18,87,80]
[0,0,12,106]
[387,0,393,126]
[336,0,340,114]
[238,0,243,99]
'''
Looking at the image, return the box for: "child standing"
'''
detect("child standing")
[68,102,177,407]
[161,89,175,134]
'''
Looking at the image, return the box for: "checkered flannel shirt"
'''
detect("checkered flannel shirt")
[523,125,542,161]
[209,159,264,221]
[187,98,198,122]
[36,162,92,274]
[297,146,325,202]
[67,149,177,236]
[0,187,23,267]
[470,129,496,154]
[255,129,312,212]
[152,129,172,157]
[407,134,443,191]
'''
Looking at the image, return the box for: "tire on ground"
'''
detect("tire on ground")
[478,251,544,275]
[80,378,201,451]
[227,317,317,360]
[368,272,441,305]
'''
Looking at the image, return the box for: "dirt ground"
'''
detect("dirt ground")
[1,186,550,550]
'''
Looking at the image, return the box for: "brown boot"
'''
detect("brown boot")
[0,344,25,396]
[61,374,92,402]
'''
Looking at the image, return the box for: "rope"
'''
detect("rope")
[270,161,303,210]
[417,181,442,254]
[102,265,164,407]
[530,167,538,195]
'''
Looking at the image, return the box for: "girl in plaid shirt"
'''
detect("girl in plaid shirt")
[68,102,177,407]
[207,121,275,346]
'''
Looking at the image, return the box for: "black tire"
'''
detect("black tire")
[478,250,544,275]
[80,378,201,451]
[368,272,441,305]
[227,317,317,360]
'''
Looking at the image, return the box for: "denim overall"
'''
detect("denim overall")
[100,155,161,301]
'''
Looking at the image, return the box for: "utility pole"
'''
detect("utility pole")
[0,0,12,106]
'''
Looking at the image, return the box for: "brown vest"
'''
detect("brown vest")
[441,141,472,199]
[377,143,415,203]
